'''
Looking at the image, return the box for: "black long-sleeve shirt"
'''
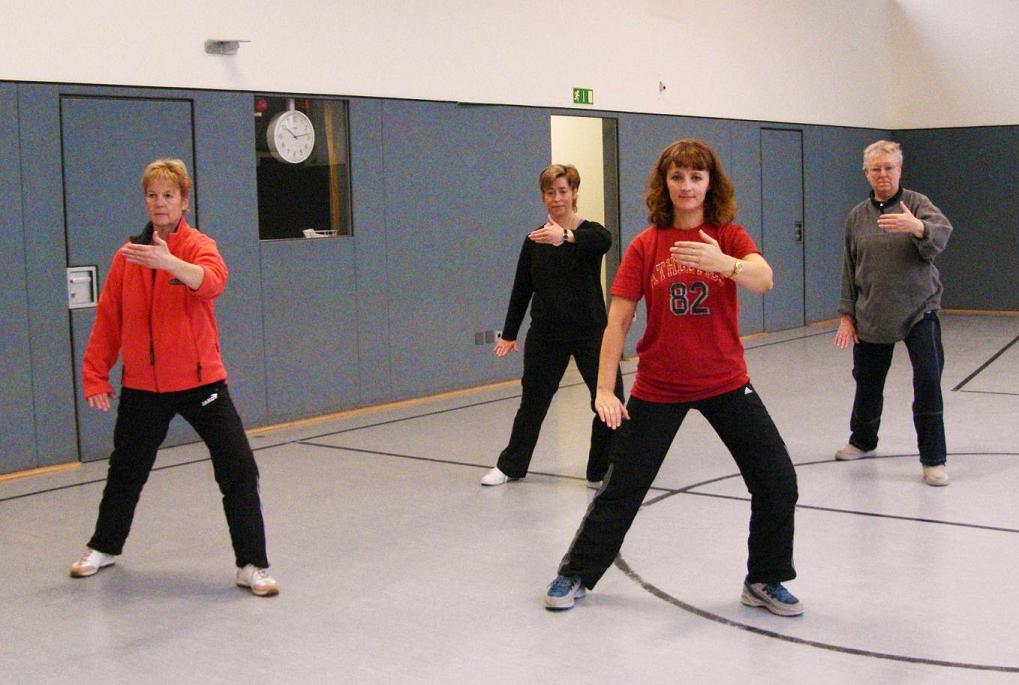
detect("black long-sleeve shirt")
[501,220,612,341]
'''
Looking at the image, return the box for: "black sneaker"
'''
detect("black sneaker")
[741,580,804,616]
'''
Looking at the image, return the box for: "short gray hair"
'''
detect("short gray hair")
[863,140,903,169]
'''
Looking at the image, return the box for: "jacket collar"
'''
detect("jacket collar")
[130,216,192,245]
[869,186,903,212]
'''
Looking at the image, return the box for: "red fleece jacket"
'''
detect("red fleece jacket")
[82,220,230,396]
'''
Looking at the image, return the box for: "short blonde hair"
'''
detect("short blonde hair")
[863,140,903,169]
[538,164,581,210]
[141,158,192,198]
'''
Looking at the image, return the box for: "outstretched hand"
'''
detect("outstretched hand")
[120,232,175,271]
[528,215,566,246]
[877,203,924,238]
[669,230,730,273]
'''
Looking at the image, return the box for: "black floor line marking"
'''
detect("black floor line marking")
[296,441,674,492]
[675,490,1019,534]
[613,556,1019,674]
[742,327,835,350]
[641,452,1019,532]
[958,389,1019,397]
[258,326,830,445]
[952,333,1019,391]
[292,394,537,441]
[0,457,212,504]
[283,368,638,444]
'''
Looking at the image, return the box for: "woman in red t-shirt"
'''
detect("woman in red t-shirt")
[544,140,802,617]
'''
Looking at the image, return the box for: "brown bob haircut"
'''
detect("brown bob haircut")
[645,139,737,227]
[141,158,193,199]
[538,163,581,210]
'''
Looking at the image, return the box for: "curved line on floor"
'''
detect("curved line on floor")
[618,450,1019,672]
[614,556,1019,673]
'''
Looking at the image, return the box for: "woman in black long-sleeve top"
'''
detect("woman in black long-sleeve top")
[481,164,625,488]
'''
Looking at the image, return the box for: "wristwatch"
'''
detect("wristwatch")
[562,228,569,243]
[728,259,744,278]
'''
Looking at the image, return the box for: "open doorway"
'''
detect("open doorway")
[550,115,621,302]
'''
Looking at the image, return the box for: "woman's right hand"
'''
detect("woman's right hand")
[493,338,519,357]
[595,387,629,429]
[834,316,859,349]
[86,392,115,412]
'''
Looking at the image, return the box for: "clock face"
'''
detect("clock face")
[267,110,315,164]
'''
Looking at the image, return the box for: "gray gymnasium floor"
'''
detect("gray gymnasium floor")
[3,312,1018,684]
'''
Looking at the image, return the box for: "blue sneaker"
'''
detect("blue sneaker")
[545,575,586,610]
[741,580,803,616]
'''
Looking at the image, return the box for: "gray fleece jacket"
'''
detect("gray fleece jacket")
[838,188,952,344]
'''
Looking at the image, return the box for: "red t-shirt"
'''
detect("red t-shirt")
[611,223,759,403]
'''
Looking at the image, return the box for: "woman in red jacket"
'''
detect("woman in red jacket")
[69,159,277,597]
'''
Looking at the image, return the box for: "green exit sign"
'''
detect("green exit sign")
[572,87,594,105]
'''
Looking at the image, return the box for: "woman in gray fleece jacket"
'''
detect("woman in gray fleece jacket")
[833,140,952,486]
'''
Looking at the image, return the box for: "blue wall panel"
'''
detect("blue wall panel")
[260,239,360,421]
[381,101,546,399]
[805,126,889,322]
[0,84,36,472]
[895,126,1019,310]
[731,121,764,334]
[192,91,267,425]
[17,83,79,468]
[348,98,392,406]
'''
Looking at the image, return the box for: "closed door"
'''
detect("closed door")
[61,95,197,461]
[760,128,805,331]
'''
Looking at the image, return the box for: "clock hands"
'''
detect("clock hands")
[283,122,311,139]
[269,111,314,163]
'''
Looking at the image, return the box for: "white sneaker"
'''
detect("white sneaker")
[741,580,804,617]
[236,564,279,597]
[923,464,949,486]
[834,444,875,461]
[69,548,116,578]
[545,575,586,610]
[480,467,509,486]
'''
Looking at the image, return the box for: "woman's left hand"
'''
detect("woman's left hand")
[120,232,175,271]
[669,229,729,273]
[877,203,925,238]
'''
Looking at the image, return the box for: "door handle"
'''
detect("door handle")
[794,221,803,244]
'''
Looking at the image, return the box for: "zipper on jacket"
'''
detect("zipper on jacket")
[148,269,158,391]
[149,270,156,365]
[197,362,202,382]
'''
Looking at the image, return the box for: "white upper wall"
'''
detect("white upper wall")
[890,0,1019,128]
[2,0,1016,129]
